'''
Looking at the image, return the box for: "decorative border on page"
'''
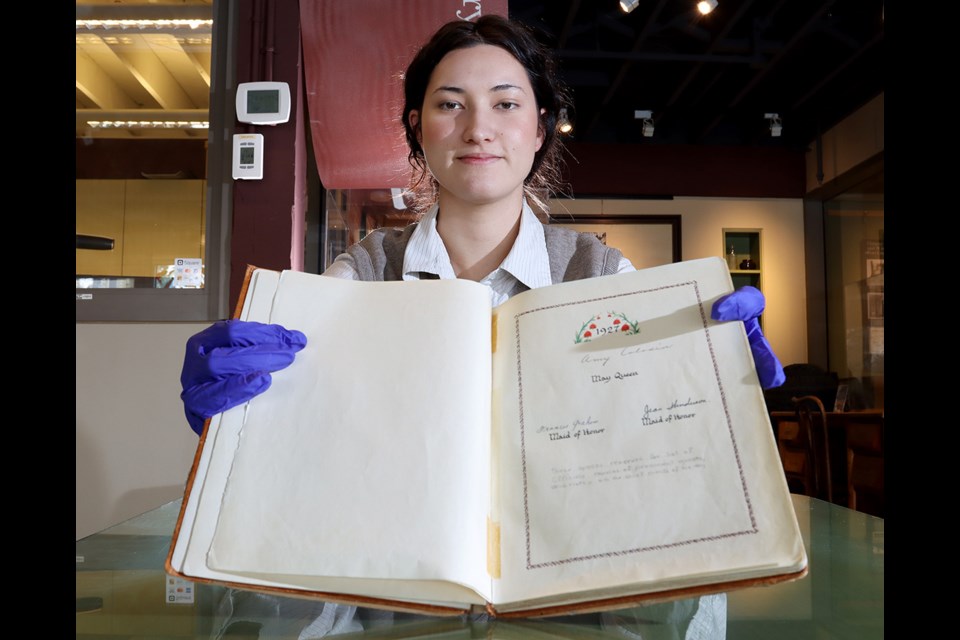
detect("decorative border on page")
[513,280,756,570]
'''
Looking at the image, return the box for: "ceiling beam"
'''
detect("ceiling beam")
[76,48,140,109]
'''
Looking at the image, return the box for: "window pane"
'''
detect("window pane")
[76,0,213,291]
[823,171,884,410]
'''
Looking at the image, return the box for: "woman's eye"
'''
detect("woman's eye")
[497,101,520,110]
[438,101,462,110]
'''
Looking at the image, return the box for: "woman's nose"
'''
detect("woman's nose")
[462,109,494,143]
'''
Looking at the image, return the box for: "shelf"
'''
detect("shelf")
[723,229,763,327]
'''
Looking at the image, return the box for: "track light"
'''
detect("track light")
[558,107,573,134]
[623,1,716,17]
[635,110,655,137]
[764,113,782,137]
[696,1,718,15]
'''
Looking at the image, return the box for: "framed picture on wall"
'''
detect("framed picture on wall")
[547,215,681,270]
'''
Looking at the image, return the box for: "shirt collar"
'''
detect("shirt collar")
[402,204,456,279]
[498,200,552,290]
[402,200,552,288]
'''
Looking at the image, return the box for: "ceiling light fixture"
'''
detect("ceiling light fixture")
[619,0,641,14]
[635,110,655,137]
[86,120,209,130]
[557,108,573,134]
[764,113,782,137]
[696,1,719,15]
[76,19,213,31]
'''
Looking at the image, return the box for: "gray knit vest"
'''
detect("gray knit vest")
[344,222,623,286]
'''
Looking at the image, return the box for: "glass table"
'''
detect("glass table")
[76,494,883,639]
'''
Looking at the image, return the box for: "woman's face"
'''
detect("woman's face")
[410,44,544,210]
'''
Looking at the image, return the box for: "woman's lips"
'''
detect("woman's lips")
[458,154,500,165]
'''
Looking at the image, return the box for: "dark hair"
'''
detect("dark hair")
[402,14,570,213]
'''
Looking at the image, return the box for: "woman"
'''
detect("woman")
[322,15,630,293]
[180,15,783,437]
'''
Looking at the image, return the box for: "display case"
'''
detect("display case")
[722,228,762,291]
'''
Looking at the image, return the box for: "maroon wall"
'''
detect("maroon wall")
[562,142,806,199]
[74,138,806,198]
[228,0,305,305]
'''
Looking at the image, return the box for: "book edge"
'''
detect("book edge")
[165,264,266,579]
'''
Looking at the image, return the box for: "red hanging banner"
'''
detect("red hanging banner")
[300,1,509,189]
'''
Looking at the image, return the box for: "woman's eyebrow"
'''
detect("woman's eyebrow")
[432,83,526,94]
[491,83,525,93]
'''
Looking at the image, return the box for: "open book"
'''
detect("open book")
[166,257,807,617]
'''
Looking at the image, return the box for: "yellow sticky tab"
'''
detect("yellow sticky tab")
[487,517,501,578]
[491,313,498,354]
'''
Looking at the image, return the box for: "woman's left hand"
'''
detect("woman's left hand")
[711,286,786,389]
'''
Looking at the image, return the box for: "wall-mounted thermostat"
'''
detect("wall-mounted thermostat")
[232,133,264,180]
[236,81,291,125]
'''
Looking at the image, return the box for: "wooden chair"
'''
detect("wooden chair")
[845,415,884,517]
[776,395,833,503]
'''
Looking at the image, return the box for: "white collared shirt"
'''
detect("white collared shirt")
[323,201,635,307]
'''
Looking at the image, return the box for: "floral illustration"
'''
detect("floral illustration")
[575,312,640,343]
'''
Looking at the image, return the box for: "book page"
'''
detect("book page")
[173,269,280,575]
[202,272,494,603]
[489,258,804,607]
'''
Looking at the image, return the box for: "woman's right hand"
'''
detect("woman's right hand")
[180,320,307,435]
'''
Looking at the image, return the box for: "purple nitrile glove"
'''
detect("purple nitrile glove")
[180,319,308,436]
[711,286,786,390]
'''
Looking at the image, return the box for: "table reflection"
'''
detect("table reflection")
[77,494,883,639]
